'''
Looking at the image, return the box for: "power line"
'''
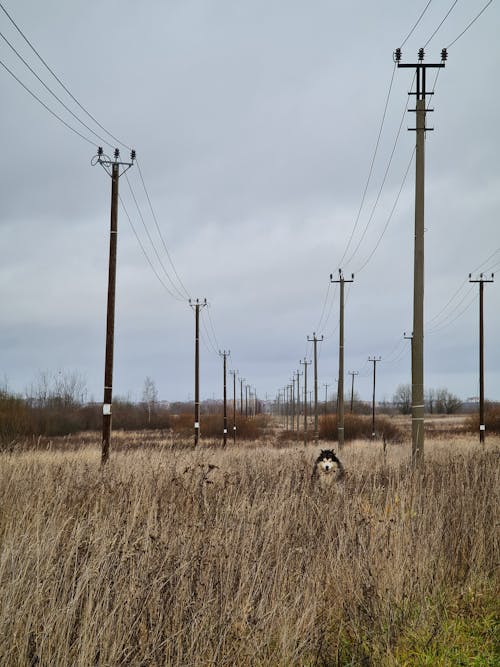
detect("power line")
[0,56,95,146]
[423,0,459,48]
[427,289,478,334]
[0,28,113,149]
[400,0,434,48]
[124,173,186,301]
[446,0,494,48]
[135,159,191,300]
[0,0,131,151]
[337,63,397,268]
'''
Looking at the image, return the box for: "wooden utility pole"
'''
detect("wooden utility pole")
[330,270,354,447]
[219,350,230,445]
[469,273,494,443]
[239,377,245,416]
[308,332,324,440]
[230,370,238,443]
[396,46,446,466]
[300,358,312,445]
[189,298,207,446]
[348,370,359,412]
[369,356,381,438]
[93,147,135,465]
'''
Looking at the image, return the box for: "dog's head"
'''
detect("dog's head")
[315,449,342,474]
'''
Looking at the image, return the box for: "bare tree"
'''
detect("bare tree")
[393,384,412,415]
[142,377,159,425]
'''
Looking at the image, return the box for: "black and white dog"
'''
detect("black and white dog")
[312,449,345,486]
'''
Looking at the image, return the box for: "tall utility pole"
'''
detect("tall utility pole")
[229,370,238,444]
[348,370,359,412]
[285,385,290,430]
[189,298,207,446]
[395,46,447,466]
[330,270,354,447]
[300,358,312,445]
[369,356,381,438]
[290,378,296,432]
[219,350,230,445]
[323,383,330,417]
[308,333,324,441]
[469,273,494,443]
[93,147,135,465]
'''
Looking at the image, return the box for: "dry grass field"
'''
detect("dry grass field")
[0,434,498,666]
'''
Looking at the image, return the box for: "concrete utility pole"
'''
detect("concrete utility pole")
[245,384,249,417]
[93,147,135,465]
[290,377,296,432]
[285,385,290,430]
[219,350,230,446]
[189,298,207,446]
[330,270,354,447]
[348,371,359,412]
[300,358,312,445]
[396,46,446,466]
[308,333,324,441]
[469,273,494,444]
[369,356,381,438]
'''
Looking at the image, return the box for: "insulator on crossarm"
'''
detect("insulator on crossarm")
[394,48,402,63]
[130,149,136,162]
[418,48,424,61]
[97,146,103,156]
[441,48,448,62]
[114,148,120,160]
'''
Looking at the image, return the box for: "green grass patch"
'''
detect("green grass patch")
[391,582,499,666]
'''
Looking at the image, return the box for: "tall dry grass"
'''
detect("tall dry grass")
[0,436,498,666]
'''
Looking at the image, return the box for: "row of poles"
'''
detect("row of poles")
[94,49,493,466]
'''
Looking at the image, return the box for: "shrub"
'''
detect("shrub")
[464,403,500,435]
[319,413,404,443]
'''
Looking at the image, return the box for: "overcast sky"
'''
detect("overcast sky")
[1,0,499,406]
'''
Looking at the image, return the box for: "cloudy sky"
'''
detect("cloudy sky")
[1,0,499,406]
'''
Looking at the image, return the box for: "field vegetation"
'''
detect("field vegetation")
[0,432,498,666]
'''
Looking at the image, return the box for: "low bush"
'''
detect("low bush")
[464,403,500,435]
[319,413,405,442]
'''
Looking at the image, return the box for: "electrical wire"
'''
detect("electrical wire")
[354,147,415,273]
[400,0,434,48]
[426,284,476,333]
[0,0,131,151]
[426,290,478,334]
[119,194,186,298]
[423,0,459,48]
[337,64,397,269]
[0,57,96,146]
[124,173,186,301]
[0,29,114,149]
[446,0,494,48]
[136,159,192,301]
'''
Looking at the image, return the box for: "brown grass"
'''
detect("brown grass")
[0,435,498,665]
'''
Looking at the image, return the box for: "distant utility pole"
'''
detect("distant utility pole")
[295,370,302,441]
[323,383,330,417]
[285,385,290,430]
[300,358,312,445]
[308,333,324,441]
[290,378,296,432]
[189,298,207,446]
[369,356,381,438]
[348,371,359,412]
[395,46,447,466]
[239,377,245,416]
[330,270,354,447]
[219,350,230,445]
[469,273,495,444]
[93,146,135,465]
[229,369,238,444]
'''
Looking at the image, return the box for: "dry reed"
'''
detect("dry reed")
[0,436,498,666]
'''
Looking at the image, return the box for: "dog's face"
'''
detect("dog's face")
[315,449,341,474]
